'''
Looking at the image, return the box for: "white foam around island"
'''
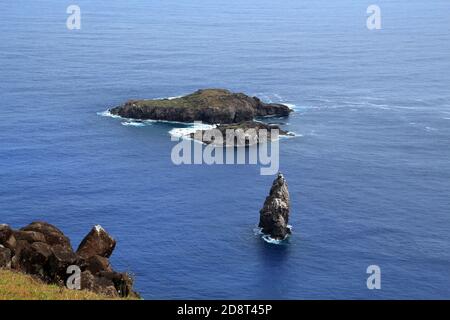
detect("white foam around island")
[121,121,147,127]
[283,103,299,111]
[255,225,291,245]
[97,110,122,119]
[167,95,183,100]
[169,123,216,139]
[279,132,302,140]
[261,235,284,245]
[253,227,264,236]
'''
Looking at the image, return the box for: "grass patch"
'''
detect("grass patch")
[134,88,234,109]
[0,269,130,300]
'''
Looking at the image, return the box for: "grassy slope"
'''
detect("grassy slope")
[0,269,121,300]
[134,89,233,108]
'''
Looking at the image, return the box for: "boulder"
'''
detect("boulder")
[99,271,135,298]
[0,224,13,244]
[47,244,78,284]
[0,245,12,269]
[85,255,113,275]
[81,270,118,297]
[259,172,292,240]
[14,241,52,278]
[76,225,116,259]
[0,224,17,252]
[13,230,46,243]
[21,222,72,250]
[11,240,32,270]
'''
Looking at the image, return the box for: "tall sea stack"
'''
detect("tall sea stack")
[259,173,291,240]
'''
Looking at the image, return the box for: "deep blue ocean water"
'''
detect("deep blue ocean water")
[1,0,449,299]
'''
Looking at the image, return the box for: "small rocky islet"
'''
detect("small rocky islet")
[110,88,292,124]
[259,173,292,241]
[189,121,291,147]
[109,88,293,144]
[0,222,139,298]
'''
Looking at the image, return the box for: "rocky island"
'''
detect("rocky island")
[0,222,139,298]
[189,121,292,146]
[259,173,292,240]
[109,89,292,124]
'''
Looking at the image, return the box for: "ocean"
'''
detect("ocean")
[1,0,449,299]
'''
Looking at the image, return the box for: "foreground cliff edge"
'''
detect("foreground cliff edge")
[0,222,139,299]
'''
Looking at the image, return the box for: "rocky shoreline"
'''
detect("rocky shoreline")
[0,222,139,298]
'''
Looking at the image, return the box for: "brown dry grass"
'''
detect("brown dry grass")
[0,269,129,300]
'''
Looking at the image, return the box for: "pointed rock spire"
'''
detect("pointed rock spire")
[76,225,116,259]
[259,172,291,240]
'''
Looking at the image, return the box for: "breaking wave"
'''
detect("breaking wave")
[254,226,291,245]
[121,120,147,127]
[97,110,122,119]
[281,132,302,139]
[169,123,216,139]
[284,103,299,111]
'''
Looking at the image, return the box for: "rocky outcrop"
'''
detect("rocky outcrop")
[20,221,72,249]
[80,270,118,297]
[76,225,116,259]
[13,230,46,244]
[0,224,16,252]
[85,255,113,275]
[0,245,12,268]
[109,89,292,124]
[259,173,292,240]
[0,222,138,298]
[190,121,292,146]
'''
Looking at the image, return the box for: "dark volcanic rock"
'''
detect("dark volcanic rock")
[0,224,16,253]
[47,244,78,283]
[76,225,116,259]
[99,271,135,298]
[190,121,292,146]
[259,173,291,240]
[80,270,118,297]
[15,242,53,277]
[11,240,32,270]
[85,255,113,275]
[21,222,72,250]
[13,230,46,243]
[0,245,12,268]
[0,224,13,244]
[109,89,292,124]
[2,221,137,298]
